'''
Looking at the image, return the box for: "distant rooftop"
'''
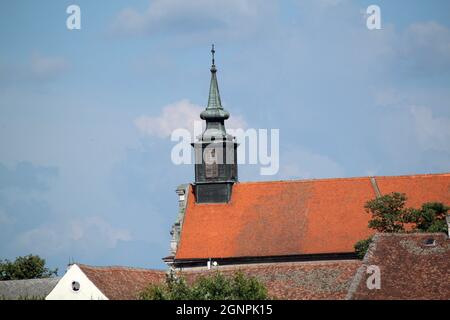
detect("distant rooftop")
[77,264,165,300]
[347,233,450,300]
[180,260,361,300]
[0,277,61,300]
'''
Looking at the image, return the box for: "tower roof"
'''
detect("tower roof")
[200,45,230,121]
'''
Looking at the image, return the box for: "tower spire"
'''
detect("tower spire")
[201,44,229,120]
[191,45,239,203]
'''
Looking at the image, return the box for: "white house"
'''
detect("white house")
[46,264,165,300]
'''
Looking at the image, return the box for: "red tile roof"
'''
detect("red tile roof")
[376,174,450,207]
[175,173,450,260]
[347,233,450,300]
[77,260,359,300]
[78,265,165,300]
[180,260,361,300]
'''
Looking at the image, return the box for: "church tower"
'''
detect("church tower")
[192,45,238,203]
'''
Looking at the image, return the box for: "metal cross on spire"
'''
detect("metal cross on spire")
[211,44,215,66]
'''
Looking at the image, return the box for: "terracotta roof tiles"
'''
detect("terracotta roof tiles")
[180,260,361,300]
[347,233,450,300]
[175,173,450,260]
[78,264,165,300]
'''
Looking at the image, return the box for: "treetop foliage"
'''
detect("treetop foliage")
[355,193,449,259]
[0,254,58,280]
[139,271,269,300]
[364,192,449,234]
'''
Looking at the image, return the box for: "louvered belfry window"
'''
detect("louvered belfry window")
[205,148,218,178]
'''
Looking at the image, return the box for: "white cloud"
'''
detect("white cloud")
[374,88,407,108]
[0,53,70,85]
[0,208,13,225]
[30,53,69,79]
[374,86,450,111]
[0,161,59,192]
[399,22,450,75]
[111,0,275,38]
[279,147,345,180]
[15,216,131,256]
[406,22,450,54]
[69,216,131,248]
[346,20,450,77]
[411,106,450,153]
[135,99,247,138]
[315,0,347,8]
[15,224,64,255]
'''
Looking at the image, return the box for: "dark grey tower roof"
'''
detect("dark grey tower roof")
[200,44,230,122]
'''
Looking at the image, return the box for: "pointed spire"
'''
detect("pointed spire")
[201,44,230,120]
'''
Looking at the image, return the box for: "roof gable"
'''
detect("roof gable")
[46,264,107,300]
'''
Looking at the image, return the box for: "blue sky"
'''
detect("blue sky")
[1,0,450,273]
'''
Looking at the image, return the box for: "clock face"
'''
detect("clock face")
[205,148,218,178]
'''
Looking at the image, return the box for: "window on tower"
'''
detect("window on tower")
[205,147,218,178]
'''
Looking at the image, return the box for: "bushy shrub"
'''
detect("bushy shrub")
[406,202,449,233]
[139,271,269,300]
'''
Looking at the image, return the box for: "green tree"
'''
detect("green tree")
[355,193,449,259]
[406,202,449,233]
[0,254,58,280]
[354,236,373,259]
[364,192,411,233]
[139,271,269,300]
[140,272,192,300]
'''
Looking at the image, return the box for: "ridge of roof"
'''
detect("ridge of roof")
[195,172,450,187]
[374,172,450,179]
[0,277,61,282]
[76,264,164,273]
[368,232,449,239]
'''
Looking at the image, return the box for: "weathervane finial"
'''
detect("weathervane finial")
[211,44,215,66]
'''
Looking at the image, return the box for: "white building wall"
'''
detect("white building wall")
[46,264,108,300]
